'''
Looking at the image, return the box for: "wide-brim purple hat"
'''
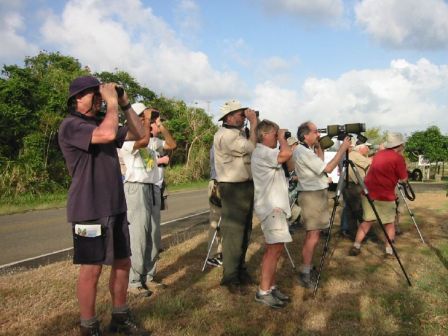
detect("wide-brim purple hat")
[67,75,100,103]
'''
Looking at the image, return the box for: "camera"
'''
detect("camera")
[284,131,291,140]
[115,85,124,98]
[151,110,160,122]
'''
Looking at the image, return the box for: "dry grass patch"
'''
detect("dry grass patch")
[1,191,447,335]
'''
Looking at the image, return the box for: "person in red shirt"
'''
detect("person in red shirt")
[349,132,408,258]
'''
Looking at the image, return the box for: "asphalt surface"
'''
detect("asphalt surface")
[0,188,208,267]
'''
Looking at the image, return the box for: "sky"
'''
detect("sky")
[1,0,448,136]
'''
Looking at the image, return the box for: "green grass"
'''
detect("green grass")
[0,180,208,215]
[0,191,67,215]
[0,191,447,335]
[168,179,208,192]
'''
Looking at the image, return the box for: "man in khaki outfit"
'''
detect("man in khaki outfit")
[213,99,258,292]
[341,142,372,238]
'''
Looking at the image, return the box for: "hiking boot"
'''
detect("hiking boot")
[127,286,152,297]
[80,321,102,336]
[206,257,222,267]
[109,310,150,336]
[348,246,361,256]
[298,272,315,289]
[255,291,286,309]
[221,278,245,295]
[271,287,290,302]
[239,270,255,286]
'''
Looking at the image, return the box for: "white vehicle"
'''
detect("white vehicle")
[324,151,340,186]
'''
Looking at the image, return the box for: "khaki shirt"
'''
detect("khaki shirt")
[348,150,372,183]
[213,127,254,182]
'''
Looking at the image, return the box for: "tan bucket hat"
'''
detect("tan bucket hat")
[287,136,299,146]
[218,99,247,121]
[384,132,405,149]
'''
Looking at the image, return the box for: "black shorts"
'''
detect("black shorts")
[71,213,131,265]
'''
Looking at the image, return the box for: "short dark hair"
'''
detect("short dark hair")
[297,121,311,142]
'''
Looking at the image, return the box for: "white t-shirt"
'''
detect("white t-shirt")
[149,137,165,187]
[251,143,291,222]
[293,144,328,191]
[120,141,159,184]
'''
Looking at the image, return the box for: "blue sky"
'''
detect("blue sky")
[1,0,447,136]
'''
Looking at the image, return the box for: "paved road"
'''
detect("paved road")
[0,188,208,266]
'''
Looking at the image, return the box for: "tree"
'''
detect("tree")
[405,126,448,178]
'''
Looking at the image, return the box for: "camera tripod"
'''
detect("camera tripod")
[313,152,412,297]
[201,215,296,272]
[397,182,425,244]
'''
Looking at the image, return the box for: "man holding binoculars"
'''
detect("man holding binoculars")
[59,75,150,335]
[294,121,351,288]
[213,99,258,293]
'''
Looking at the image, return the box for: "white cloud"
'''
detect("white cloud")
[175,0,201,35]
[355,0,448,49]
[259,0,344,24]
[257,56,300,86]
[251,59,448,134]
[0,3,38,65]
[40,0,244,100]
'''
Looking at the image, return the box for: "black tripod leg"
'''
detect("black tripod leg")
[313,196,339,297]
[365,196,412,286]
[313,165,346,297]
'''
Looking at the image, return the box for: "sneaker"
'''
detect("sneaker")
[215,253,223,265]
[206,257,221,267]
[271,287,291,302]
[255,291,286,309]
[80,321,102,336]
[127,286,152,297]
[109,310,150,336]
[348,246,361,256]
[298,272,315,289]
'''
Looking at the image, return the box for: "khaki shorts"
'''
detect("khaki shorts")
[261,209,292,244]
[362,196,397,224]
[298,190,330,231]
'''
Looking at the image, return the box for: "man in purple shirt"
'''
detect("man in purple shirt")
[59,75,149,336]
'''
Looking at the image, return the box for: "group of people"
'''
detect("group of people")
[207,99,408,309]
[59,76,176,336]
[59,75,409,336]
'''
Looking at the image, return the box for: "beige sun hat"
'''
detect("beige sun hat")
[131,102,148,116]
[354,142,372,151]
[287,136,299,146]
[218,99,247,121]
[384,132,405,149]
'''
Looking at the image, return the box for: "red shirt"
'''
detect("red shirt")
[364,149,407,201]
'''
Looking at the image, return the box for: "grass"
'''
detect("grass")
[1,191,447,335]
[0,180,208,216]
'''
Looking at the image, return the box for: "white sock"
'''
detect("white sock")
[258,288,271,295]
[353,242,361,249]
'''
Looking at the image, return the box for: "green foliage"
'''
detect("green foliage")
[405,126,448,162]
[364,127,386,146]
[0,51,217,199]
